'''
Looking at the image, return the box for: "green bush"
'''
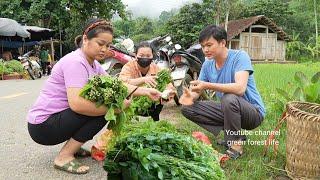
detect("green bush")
[296,56,320,63]
[276,71,320,111]
[0,60,24,75]
[131,34,154,43]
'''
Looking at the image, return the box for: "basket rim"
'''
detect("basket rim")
[286,101,320,119]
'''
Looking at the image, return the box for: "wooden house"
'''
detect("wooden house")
[222,15,290,61]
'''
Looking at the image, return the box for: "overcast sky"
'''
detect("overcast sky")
[121,0,201,18]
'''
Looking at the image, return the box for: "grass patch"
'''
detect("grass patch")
[163,62,320,179]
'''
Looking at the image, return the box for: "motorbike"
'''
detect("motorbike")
[18,51,42,80]
[186,44,216,100]
[101,42,135,77]
[186,43,206,63]
[148,35,173,70]
[170,42,217,104]
[170,46,203,104]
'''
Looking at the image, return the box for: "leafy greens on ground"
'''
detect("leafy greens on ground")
[104,121,225,180]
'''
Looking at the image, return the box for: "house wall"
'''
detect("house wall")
[237,32,286,61]
[276,41,286,61]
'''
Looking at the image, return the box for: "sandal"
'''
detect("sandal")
[75,147,91,158]
[54,159,89,174]
[225,148,243,159]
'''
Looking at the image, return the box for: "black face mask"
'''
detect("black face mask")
[137,57,153,68]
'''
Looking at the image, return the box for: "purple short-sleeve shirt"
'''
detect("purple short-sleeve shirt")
[27,49,106,124]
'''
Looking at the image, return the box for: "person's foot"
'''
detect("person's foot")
[231,143,243,153]
[74,147,91,158]
[225,141,243,159]
[54,155,89,174]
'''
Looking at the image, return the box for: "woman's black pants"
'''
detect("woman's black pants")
[28,108,106,145]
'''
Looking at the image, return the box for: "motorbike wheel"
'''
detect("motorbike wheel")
[37,71,42,78]
[35,67,42,78]
[109,68,122,77]
[174,74,192,106]
[27,68,36,80]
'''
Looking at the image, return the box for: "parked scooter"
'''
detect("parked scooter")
[101,40,135,77]
[170,46,203,104]
[186,43,206,63]
[149,35,173,70]
[73,35,134,77]
[185,43,216,100]
[18,51,42,80]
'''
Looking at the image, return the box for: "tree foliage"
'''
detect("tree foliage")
[165,2,215,48]
[240,0,293,29]
[1,0,319,60]
[0,0,126,51]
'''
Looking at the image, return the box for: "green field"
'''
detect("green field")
[167,62,320,180]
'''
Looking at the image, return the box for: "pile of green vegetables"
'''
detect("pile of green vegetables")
[131,69,172,115]
[79,75,129,134]
[0,60,24,75]
[104,121,225,180]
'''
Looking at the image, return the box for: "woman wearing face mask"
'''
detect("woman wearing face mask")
[119,41,175,121]
[26,19,161,174]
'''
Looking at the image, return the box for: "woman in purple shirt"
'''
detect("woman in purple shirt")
[27,18,161,174]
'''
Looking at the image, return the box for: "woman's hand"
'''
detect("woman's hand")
[144,87,161,101]
[160,88,177,104]
[168,87,177,100]
[144,76,157,88]
[123,98,132,109]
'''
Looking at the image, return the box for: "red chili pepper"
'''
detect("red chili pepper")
[192,131,212,145]
[91,145,106,161]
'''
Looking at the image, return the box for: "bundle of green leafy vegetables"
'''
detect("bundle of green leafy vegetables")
[79,75,129,134]
[131,69,172,115]
[104,121,225,180]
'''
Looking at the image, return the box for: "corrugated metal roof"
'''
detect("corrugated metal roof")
[23,26,52,32]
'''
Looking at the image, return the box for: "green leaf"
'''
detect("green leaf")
[79,84,92,97]
[311,72,320,83]
[119,162,128,167]
[138,148,152,171]
[304,84,319,102]
[96,99,104,107]
[105,107,116,121]
[294,71,309,87]
[292,87,303,101]
[276,88,292,101]
[157,168,164,180]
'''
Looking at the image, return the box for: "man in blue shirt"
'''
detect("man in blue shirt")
[180,25,266,159]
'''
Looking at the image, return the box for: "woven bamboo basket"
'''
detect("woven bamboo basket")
[285,101,320,179]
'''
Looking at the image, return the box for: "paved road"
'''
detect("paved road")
[0,78,108,180]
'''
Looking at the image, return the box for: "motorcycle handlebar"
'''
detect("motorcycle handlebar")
[22,50,33,57]
[110,45,135,57]
[171,51,202,64]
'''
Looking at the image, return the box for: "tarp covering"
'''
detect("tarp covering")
[0,18,30,38]
[0,40,39,48]
[24,26,54,41]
